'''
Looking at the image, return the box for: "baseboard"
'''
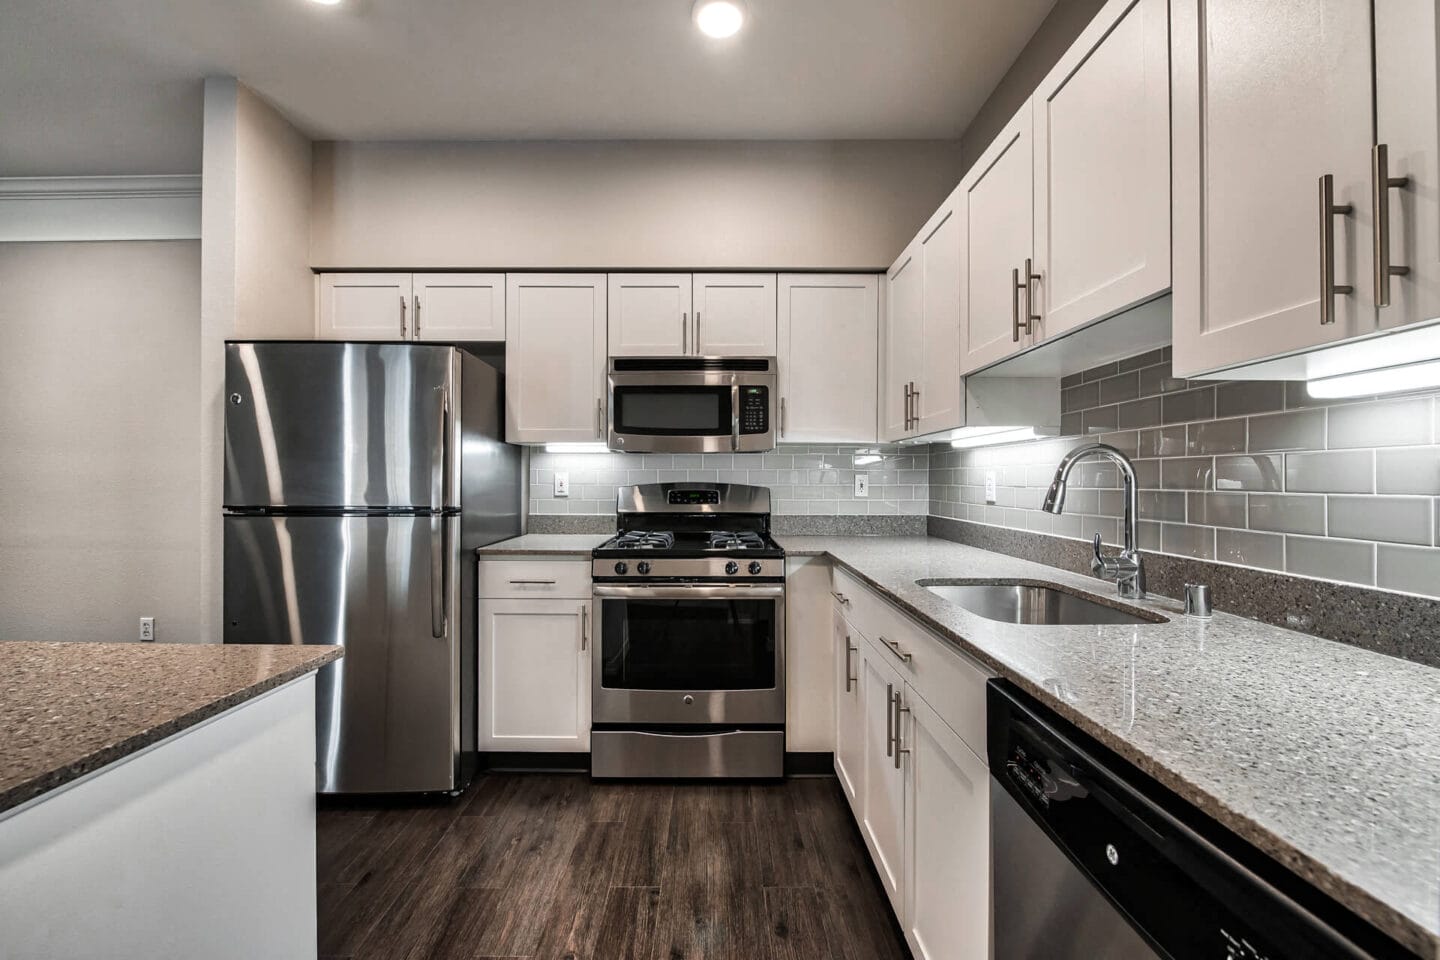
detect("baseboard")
[785,752,835,776]
[474,751,835,778]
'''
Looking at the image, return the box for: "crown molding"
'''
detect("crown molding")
[0,175,201,241]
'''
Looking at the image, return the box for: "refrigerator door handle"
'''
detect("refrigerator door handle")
[430,515,449,638]
[433,383,452,513]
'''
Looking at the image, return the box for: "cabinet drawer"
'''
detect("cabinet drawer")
[834,566,991,760]
[478,559,592,599]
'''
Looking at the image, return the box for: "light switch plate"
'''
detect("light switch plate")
[984,471,997,504]
[554,472,570,498]
[855,474,869,497]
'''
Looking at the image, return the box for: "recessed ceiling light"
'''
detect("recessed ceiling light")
[693,0,746,38]
[308,0,343,5]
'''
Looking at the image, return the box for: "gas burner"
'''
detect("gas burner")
[612,530,675,550]
[707,531,767,551]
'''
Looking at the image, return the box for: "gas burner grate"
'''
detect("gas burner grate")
[707,531,767,551]
[612,530,675,550]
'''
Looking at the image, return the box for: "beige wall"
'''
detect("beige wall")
[0,241,202,643]
[311,139,966,270]
[199,78,315,638]
[957,0,1108,177]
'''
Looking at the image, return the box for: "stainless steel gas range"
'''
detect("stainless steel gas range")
[590,482,785,779]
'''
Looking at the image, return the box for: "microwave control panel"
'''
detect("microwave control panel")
[739,386,769,434]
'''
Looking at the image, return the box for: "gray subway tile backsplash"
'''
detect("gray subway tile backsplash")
[927,346,1440,600]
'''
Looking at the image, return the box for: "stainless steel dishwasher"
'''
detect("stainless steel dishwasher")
[986,680,1409,960]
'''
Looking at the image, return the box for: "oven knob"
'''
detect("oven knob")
[613,561,628,575]
[683,695,694,705]
[748,561,763,575]
[637,561,651,575]
[725,561,740,575]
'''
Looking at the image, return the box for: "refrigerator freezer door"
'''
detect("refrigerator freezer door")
[225,342,456,511]
[224,514,461,793]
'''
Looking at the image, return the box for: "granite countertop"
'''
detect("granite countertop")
[779,536,1440,958]
[477,534,610,556]
[0,642,341,816]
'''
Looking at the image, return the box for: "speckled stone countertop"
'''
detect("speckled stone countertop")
[477,534,610,556]
[778,536,1440,958]
[0,642,341,816]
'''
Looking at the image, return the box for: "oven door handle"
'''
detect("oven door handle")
[592,584,785,600]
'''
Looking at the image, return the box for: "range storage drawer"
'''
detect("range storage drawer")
[832,565,992,761]
[478,559,592,599]
[591,729,784,779]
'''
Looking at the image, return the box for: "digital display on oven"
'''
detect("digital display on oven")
[668,489,720,505]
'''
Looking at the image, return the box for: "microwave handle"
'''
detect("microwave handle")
[731,381,740,451]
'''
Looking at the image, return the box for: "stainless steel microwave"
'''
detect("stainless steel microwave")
[607,357,777,453]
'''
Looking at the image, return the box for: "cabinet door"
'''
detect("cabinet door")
[903,689,990,960]
[883,244,923,441]
[961,103,1035,374]
[504,274,608,444]
[608,273,692,356]
[860,642,906,915]
[317,273,412,341]
[1375,0,1440,330]
[917,192,964,435]
[778,274,879,443]
[693,273,778,356]
[1032,0,1170,341]
[1171,0,1375,377]
[477,598,591,751]
[412,274,505,342]
[833,605,865,810]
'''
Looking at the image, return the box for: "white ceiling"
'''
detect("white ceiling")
[0,0,1056,177]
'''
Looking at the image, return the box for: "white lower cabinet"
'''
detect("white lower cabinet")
[903,687,991,960]
[834,567,993,959]
[833,601,864,808]
[477,558,593,752]
[860,638,908,916]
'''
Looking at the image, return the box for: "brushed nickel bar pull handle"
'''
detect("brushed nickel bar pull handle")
[1373,144,1411,308]
[893,694,910,770]
[580,603,589,651]
[694,311,701,355]
[413,294,421,338]
[830,590,850,604]
[400,294,408,338]
[880,635,912,663]
[508,578,558,585]
[596,398,604,440]
[681,311,688,353]
[1023,257,1041,335]
[844,639,857,692]
[780,396,787,438]
[885,682,895,757]
[911,383,921,426]
[1012,267,1023,342]
[1319,173,1354,325]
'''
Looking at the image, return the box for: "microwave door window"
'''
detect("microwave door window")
[601,598,776,691]
[613,386,731,436]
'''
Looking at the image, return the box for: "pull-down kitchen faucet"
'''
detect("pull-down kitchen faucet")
[1041,442,1146,599]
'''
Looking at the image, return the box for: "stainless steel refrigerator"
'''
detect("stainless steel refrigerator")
[222,341,521,794]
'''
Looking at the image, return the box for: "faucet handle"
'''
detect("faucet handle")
[1090,533,1106,575]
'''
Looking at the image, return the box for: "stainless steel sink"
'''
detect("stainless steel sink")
[918,580,1166,626]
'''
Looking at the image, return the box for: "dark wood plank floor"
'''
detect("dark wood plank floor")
[318,773,912,960]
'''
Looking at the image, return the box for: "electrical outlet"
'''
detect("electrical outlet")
[139,617,155,642]
[554,472,570,498]
[985,471,998,504]
[855,474,870,497]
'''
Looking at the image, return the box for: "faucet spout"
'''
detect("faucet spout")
[1041,442,1146,599]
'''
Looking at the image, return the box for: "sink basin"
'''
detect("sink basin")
[919,580,1166,626]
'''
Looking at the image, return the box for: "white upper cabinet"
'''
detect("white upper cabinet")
[883,244,924,441]
[504,274,608,444]
[1031,0,1170,342]
[960,103,1036,374]
[693,273,778,356]
[778,274,879,443]
[1375,0,1440,331]
[317,273,413,341]
[412,273,506,342]
[1171,0,1375,377]
[608,273,692,356]
[916,194,964,436]
[903,689,990,960]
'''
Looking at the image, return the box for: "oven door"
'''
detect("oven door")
[607,370,774,453]
[592,583,785,725]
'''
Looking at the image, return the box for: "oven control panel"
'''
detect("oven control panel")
[739,386,769,435]
[594,557,785,580]
[668,489,720,505]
